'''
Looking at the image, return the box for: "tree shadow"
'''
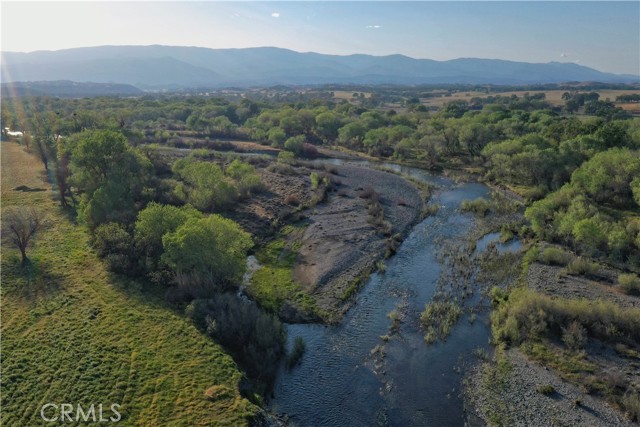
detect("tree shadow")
[3,255,66,301]
[59,204,79,224]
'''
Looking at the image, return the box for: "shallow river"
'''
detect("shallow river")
[270,162,519,427]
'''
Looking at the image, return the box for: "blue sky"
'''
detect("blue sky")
[2,1,639,75]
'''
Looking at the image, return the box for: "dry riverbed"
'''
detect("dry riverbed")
[464,259,640,426]
[292,163,424,321]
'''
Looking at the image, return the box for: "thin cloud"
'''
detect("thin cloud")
[366,25,382,29]
[271,12,280,18]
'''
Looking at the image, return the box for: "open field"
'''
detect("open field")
[1,141,258,426]
[421,89,640,109]
[332,90,372,100]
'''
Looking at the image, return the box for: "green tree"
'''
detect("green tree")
[135,203,203,271]
[315,111,342,143]
[68,130,150,197]
[226,159,263,197]
[284,135,306,156]
[570,149,640,208]
[68,130,151,228]
[632,177,640,207]
[267,127,287,147]
[172,158,237,211]
[338,121,366,149]
[162,215,253,293]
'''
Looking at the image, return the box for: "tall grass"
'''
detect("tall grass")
[492,287,640,347]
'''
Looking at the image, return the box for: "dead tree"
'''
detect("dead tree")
[3,207,45,266]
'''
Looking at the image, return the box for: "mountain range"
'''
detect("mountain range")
[2,45,638,89]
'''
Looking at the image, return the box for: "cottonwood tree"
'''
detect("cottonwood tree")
[162,215,252,295]
[3,207,45,266]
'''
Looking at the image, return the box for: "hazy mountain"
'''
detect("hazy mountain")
[2,45,637,89]
[1,80,143,98]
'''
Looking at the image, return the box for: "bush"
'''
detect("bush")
[282,194,299,208]
[226,159,263,197]
[618,273,640,296]
[310,172,320,190]
[539,247,572,266]
[277,151,296,164]
[536,384,555,395]
[286,336,306,369]
[300,142,318,159]
[562,320,587,351]
[267,162,295,175]
[186,294,285,383]
[622,390,640,422]
[566,257,600,278]
[359,185,377,199]
[284,135,305,156]
[92,222,139,275]
[491,287,640,346]
[420,300,462,343]
[172,158,237,211]
[461,198,491,217]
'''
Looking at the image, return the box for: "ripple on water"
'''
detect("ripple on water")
[272,164,496,427]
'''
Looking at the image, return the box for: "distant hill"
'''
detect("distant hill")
[1,80,143,97]
[2,45,638,89]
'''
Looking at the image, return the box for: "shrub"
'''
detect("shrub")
[286,337,306,369]
[284,135,305,156]
[267,162,295,175]
[536,384,555,395]
[277,151,296,164]
[172,158,237,211]
[461,198,491,217]
[284,194,300,206]
[420,300,462,343]
[186,294,286,383]
[226,159,263,197]
[566,257,600,278]
[300,142,318,159]
[491,287,640,346]
[359,186,377,199]
[562,320,587,351]
[622,390,640,422]
[618,273,640,296]
[310,172,320,190]
[491,191,523,214]
[92,222,139,275]
[539,247,572,266]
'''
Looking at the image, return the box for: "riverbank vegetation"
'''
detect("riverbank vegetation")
[3,82,640,422]
[1,142,258,425]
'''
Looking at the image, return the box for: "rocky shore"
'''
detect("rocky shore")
[465,349,634,427]
[293,163,424,321]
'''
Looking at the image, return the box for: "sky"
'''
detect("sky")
[1,1,639,75]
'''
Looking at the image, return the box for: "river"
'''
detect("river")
[269,161,520,427]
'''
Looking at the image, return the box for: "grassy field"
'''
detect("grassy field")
[421,89,640,109]
[248,225,320,318]
[332,90,372,100]
[1,141,258,426]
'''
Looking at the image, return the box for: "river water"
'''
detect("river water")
[270,162,519,427]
